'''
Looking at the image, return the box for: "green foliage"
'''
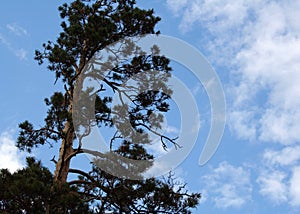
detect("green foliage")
[17,121,47,153]
[17,92,70,152]
[0,158,90,213]
[35,0,161,85]
[76,143,200,213]
[44,92,70,134]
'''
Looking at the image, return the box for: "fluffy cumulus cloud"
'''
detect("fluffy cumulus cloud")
[201,161,252,209]
[256,147,300,207]
[166,0,300,146]
[0,131,24,172]
[263,146,300,167]
[257,169,288,204]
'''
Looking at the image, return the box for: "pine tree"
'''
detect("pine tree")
[0,157,91,213]
[1,0,201,213]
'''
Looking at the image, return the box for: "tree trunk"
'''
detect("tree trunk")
[54,113,74,185]
[54,47,85,185]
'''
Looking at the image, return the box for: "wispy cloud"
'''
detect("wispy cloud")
[0,32,28,60]
[0,130,25,172]
[0,33,10,46]
[201,161,252,209]
[191,82,203,96]
[6,23,29,37]
[15,48,28,60]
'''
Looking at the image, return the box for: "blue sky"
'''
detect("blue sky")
[1,0,300,213]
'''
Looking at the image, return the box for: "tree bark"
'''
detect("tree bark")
[54,113,74,185]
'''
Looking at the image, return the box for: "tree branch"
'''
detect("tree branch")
[68,179,92,186]
[69,168,96,183]
[135,122,181,150]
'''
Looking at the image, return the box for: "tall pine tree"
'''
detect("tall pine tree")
[1,0,201,213]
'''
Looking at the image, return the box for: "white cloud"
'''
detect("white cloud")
[145,137,168,157]
[256,165,300,208]
[259,109,300,145]
[166,0,188,14]
[229,110,257,140]
[258,146,300,207]
[6,23,29,37]
[234,2,300,144]
[231,1,300,145]
[263,146,300,167]
[0,131,24,172]
[15,48,28,60]
[201,161,252,209]
[0,33,10,46]
[191,82,203,96]
[257,170,288,204]
[0,32,28,60]
[290,167,300,206]
[164,125,179,134]
[199,189,208,204]
[0,23,29,60]
[167,0,300,145]
[178,0,250,33]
